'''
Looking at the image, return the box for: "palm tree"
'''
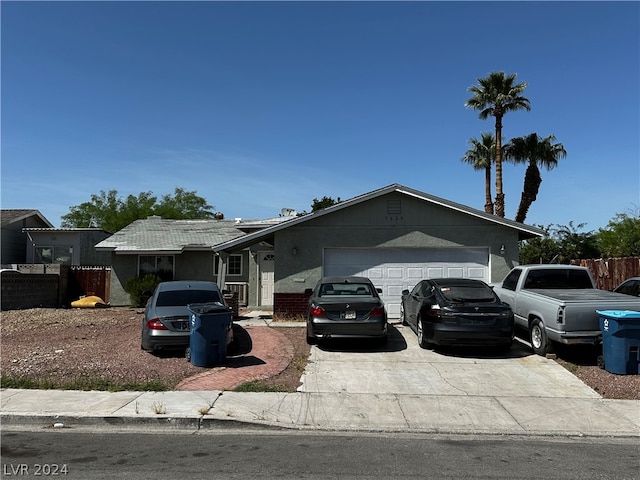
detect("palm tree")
[465,72,531,217]
[462,133,496,214]
[504,133,567,223]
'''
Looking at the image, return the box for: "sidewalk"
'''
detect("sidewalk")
[2,311,639,437]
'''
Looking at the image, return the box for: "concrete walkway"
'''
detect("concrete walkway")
[2,311,639,437]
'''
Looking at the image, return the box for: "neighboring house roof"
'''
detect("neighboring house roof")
[23,228,110,233]
[1,209,54,228]
[94,216,250,254]
[213,184,547,253]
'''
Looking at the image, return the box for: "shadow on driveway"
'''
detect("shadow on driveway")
[316,324,408,353]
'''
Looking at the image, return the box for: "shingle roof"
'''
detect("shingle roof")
[1,209,54,228]
[95,216,248,253]
[213,183,547,252]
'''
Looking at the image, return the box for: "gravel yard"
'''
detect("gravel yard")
[1,307,639,399]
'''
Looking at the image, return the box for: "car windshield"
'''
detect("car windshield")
[156,289,221,307]
[437,284,495,303]
[319,283,373,296]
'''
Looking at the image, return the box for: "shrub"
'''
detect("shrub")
[125,274,161,307]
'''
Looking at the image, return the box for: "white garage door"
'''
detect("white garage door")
[323,247,489,318]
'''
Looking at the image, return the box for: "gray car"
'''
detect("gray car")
[613,277,640,297]
[141,280,233,352]
[305,276,388,345]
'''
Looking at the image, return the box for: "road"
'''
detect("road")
[1,428,638,479]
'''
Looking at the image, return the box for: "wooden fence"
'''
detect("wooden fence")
[1,265,111,310]
[571,257,640,290]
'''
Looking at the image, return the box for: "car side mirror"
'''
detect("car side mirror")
[402,289,410,296]
[304,288,313,296]
[376,288,382,294]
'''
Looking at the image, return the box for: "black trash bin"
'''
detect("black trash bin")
[597,310,640,375]
[187,302,232,367]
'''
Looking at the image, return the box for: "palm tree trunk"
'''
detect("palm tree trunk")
[484,165,494,214]
[515,162,542,223]
[494,114,505,217]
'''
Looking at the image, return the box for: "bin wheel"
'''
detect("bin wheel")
[597,355,605,369]
[185,347,191,362]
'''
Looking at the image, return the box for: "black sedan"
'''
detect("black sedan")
[400,278,514,350]
[305,276,388,344]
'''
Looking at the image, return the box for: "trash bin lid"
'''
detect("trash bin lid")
[596,310,640,318]
[188,302,229,314]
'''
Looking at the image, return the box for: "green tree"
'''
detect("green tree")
[462,132,496,214]
[311,196,341,212]
[504,133,567,223]
[61,187,214,232]
[519,222,601,264]
[466,72,531,217]
[597,212,640,257]
[553,222,599,263]
[519,224,561,264]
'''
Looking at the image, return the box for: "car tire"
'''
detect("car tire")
[417,317,430,349]
[530,318,552,356]
[400,302,408,326]
[306,331,317,345]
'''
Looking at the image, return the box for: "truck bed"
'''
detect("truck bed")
[527,288,640,304]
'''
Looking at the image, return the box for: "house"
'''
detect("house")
[1,209,53,265]
[214,184,545,317]
[22,228,111,266]
[97,184,545,316]
[95,215,291,306]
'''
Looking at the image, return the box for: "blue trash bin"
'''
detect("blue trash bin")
[596,310,640,375]
[187,302,232,367]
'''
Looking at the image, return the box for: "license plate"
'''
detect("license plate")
[179,321,190,331]
[342,310,356,319]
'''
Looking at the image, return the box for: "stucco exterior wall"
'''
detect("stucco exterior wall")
[107,250,251,306]
[272,192,520,294]
[25,230,110,265]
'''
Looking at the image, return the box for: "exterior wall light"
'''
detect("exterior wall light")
[500,244,506,255]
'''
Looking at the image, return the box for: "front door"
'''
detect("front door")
[259,252,275,306]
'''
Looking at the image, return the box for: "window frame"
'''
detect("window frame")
[214,253,243,276]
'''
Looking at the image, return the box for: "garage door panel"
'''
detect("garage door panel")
[407,267,423,279]
[468,267,485,279]
[447,267,464,277]
[324,248,489,318]
[368,268,383,279]
[427,267,445,278]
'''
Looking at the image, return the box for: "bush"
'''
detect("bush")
[125,274,161,307]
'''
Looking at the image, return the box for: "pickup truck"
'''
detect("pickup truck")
[492,264,640,355]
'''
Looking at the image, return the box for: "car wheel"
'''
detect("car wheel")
[530,318,552,356]
[417,317,430,349]
[400,302,408,326]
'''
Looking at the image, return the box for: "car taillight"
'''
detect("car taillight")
[147,318,168,330]
[425,308,442,321]
[370,306,385,317]
[310,305,326,317]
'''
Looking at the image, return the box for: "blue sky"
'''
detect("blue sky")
[2,1,638,232]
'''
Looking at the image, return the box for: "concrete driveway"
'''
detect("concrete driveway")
[300,323,601,399]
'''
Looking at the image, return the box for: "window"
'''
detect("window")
[35,246,73,265]
[214,254,243,276]
[139,255,174,281]
[502,269,522,291]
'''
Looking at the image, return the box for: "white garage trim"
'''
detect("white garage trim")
[323,247,490,318]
